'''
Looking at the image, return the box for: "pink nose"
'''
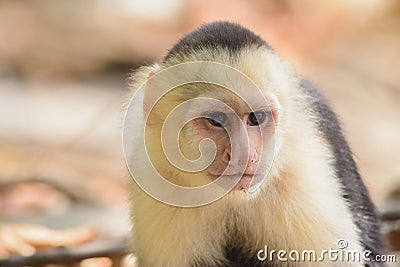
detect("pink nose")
[222,149,259,167]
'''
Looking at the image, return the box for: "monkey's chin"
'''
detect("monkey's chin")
[232,174,254,191]
[208,173,265,192]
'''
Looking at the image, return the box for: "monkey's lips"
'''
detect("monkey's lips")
[208,173,264,190]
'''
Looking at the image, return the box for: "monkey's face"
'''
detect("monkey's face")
[177,87,277,191]
[143,75,277,195]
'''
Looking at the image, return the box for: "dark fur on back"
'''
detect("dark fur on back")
[164,21,270,61]
[300,79,384,266]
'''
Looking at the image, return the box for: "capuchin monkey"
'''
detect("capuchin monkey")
[125,22,384,266]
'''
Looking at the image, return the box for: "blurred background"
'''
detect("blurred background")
[0,0,399,266]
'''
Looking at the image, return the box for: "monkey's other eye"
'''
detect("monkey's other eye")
[207,112,228,127]
[248,111,268,126]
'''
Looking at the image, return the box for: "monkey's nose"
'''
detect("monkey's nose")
[222,149,259,167]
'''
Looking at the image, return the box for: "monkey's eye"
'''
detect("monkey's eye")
[248,111,268,126]
[207,112,228,127]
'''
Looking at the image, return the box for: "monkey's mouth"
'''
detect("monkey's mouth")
[208,173,259,179]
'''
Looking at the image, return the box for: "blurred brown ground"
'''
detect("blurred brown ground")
[0,0,399,251]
